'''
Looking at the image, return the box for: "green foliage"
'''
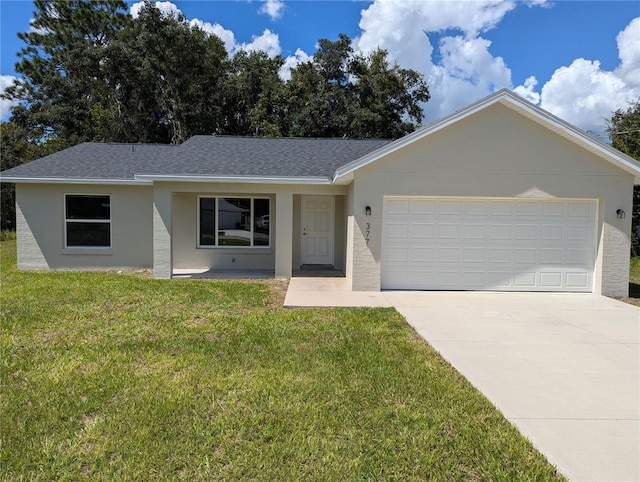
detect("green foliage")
[0,240,564,480]
[2,2,429,146]
[0,121,66,230]
[286,34,430,138]
[608,99,640,255]
[221,50,286,137]
[608,98,640,160]
[4,0,129,146]
[102,1,229,143]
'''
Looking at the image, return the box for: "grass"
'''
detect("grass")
[0,238,564,481]
[623,256,640,306]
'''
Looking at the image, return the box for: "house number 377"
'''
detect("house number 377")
[365,222,371,246]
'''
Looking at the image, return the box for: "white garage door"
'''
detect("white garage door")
[382,197,597,292]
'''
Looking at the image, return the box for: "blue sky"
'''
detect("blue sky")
[1,0,639,136]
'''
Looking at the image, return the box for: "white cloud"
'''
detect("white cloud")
[355,0,637,133]
[355,0,523,121]
[189,18,237,52]
[536,17,640,134]
[615,17,640,88]
[427,35,512,117]
[514,76,540,104]
[130,1,181,19]
[237,29,281,58]
[540,59,631,134]
[279,48,311,81]
[259,0,285,21]
[1,75,20,121]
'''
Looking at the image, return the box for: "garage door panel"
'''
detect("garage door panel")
[490,225,512,239]
[464,201,488,216]
[542,225,564,240]
[382,197,596,292]
[411,199,435,214]
[385,246,408,262]
[410,247,434,262]
[463,248,486,263]
[516,225,538,240]
[540,272,563,288]
[489,248,511,263]
[514,272,537,288]
[487,272,512,288]
[437,200,462,215]
[386,222,408,238]
[437,224,461,239]
[566,248,591,265]
[410,223,434,238]
[568,225,591,240]
[569,201,594,217]
[516,201,539,216]
[489,201,514,216]
[437,247,461,263]
[407,270,434,287]
[514,248,537,264]
[463,224,486,239]
[386,198,410,215]
[543,202,565,216]
[540,248,564,264]
[566,272,590,289]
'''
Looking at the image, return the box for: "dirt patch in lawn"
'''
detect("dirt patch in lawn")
[613,297,640,307]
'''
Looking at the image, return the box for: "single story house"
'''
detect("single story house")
[2,89,639,296]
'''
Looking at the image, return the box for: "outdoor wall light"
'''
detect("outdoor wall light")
[616,209,625,219]
[365,205,372,216]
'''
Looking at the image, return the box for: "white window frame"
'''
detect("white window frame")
[197,195,271,249]
[64,193,112,249]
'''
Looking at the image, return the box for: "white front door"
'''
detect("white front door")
[301,195,334,265]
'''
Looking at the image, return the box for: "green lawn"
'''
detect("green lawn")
[630,257,640,295]
[0,238,563,481]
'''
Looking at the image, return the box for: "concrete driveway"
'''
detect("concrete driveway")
[285,281,640,481]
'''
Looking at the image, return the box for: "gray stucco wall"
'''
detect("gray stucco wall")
[347,103,634,296]
[16,183,153,270]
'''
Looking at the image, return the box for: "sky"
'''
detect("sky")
[1,0,639,137]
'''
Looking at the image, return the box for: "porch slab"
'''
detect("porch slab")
[172,268,275,279]
[284,277,391,307]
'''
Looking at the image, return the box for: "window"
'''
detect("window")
[198,196,270,248]
[65,194,111,248]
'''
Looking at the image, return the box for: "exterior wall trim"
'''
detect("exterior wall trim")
[136,175,332,185]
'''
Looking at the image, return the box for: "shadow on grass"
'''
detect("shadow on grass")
[629,282,640,299]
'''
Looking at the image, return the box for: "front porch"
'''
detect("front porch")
[152,183,350,280]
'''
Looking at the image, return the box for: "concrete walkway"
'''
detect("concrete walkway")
[284,279,640,481]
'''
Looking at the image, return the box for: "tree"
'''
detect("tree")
[0,121,65,230]
[607,98,640,255]
[3,0,129,148]
[220,50,286,136]
[100,1,229,143]
[285,34,430,138]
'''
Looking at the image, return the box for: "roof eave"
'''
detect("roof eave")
[134,174,333,185]
[0,176,151,185]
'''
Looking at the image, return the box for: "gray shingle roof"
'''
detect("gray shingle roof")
[0,135,393,181]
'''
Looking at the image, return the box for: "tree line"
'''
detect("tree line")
[3,0,431,147]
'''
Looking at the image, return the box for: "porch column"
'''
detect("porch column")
[275,191,293,278]
[153,185,172,279]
